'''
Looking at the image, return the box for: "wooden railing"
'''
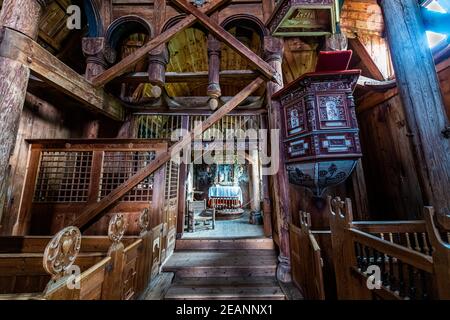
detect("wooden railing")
[289,211,325,300]
[15,139,167,235]
[0,209,160,300]
[328,196,450,300]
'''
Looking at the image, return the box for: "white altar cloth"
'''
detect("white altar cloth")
[208,185,243,203]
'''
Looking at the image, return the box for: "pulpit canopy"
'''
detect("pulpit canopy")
[267,0,340,37]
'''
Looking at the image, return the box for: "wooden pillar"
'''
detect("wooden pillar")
[260,115,273,237]
[378,0,450,217]
[176,116,189,239]
[264,36,292,282]
[82,37,108,138]
[207,12,221,111]
[249,149,261,212]
[0,0,52,223]
[148,0,168,98]
[249,149,262,225]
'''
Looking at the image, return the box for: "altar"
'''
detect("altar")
[208,185,244,220]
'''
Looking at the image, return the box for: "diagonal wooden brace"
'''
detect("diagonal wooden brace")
[171,0,281,85]
[91,0,230,87]
[71,77,266,230]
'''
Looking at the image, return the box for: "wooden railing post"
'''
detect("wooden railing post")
[101,213,127,300]
[328,196,358,299]
[424,207,450,300]
[42,226,82,300]
[136,208,154,296]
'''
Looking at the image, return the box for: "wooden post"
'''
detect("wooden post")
[207,12,221,111]
[0,0,52,228]
[424,207,450,300]
[177,116,189,239]
[328,196,370,299]
[148,0,168,98]
[260,115,273,237]
[249,148,262,224]
[378,0,450,218]
[82,37,109,138]
[102,241,125,300]
[264,36,292,282]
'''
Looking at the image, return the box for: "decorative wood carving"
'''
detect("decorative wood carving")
[139,208,150,235]
[108,213,127,244]
[273,70,362,196]
[43,226,82,281]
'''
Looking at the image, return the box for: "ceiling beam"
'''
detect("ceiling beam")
[349,37,385,81]
[117,70,258,84]
[171,0,280,84]
[91,0,231,87]
[0,28,125,121]
[71,77,266,230]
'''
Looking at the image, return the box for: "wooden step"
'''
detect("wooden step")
[164,276,285,300]
[162,250,278,277]
[176,238,275,251]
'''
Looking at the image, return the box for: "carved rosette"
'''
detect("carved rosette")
[139,208,150,234]
[43,226,82,280]
[108,213,127,244]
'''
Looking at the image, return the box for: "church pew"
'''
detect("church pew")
[328,196,450,300]
[0,209,160,300]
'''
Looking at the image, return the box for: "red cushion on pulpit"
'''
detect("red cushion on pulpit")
[315,50,353,72]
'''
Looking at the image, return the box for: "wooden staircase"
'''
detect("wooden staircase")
[161,239,286,300]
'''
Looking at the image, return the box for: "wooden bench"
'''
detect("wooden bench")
[0,208,161,300]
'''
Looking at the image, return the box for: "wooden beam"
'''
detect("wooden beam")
[71,77,266,230]
[91,0,230,87]
[0,27,125,121]
[357,75,397,92]
[117,70,258,84]
[349,37,385,81]
[171,0,280,84]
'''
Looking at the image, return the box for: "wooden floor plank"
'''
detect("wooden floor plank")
[172,276,279,287]
[176,238,275,250]
[140,272,175,300]
[164,286,285,300]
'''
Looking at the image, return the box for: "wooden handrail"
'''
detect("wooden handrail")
[349,228,433,273]
[352,220,426,233]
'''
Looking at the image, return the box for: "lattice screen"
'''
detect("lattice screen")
[189,115,261,140]
[100,151,156,202]
[137,115,183,139]
[34,151,93,202]
[164,161,180,201]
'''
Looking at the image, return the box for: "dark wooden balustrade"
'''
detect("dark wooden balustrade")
[328,197,450,300]
[15,139,168,235]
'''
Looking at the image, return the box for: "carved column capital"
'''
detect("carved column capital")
[82,37,110,81]
[82,37,110,69]
[263,36,284,63]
